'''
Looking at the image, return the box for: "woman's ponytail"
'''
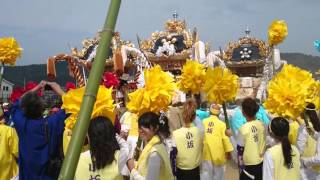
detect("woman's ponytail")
[271,117,293,169]
[305,103,320,132]
[280,136,293,168]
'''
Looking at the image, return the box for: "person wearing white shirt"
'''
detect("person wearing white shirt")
[297,103,320,180]
[263,117,300,180]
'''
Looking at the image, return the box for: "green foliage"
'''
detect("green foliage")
[3,53,319,87]
[4,61,76,86]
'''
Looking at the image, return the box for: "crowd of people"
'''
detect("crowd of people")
[1,80,320,180]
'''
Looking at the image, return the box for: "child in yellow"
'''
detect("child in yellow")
[75,116,129,180]
[201,104,234,180]
[237,98,265,180]
[263,117,300,180]
[172,99,203,180]
[0,118,19,180]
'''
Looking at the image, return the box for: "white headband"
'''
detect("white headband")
[305,107,316,111]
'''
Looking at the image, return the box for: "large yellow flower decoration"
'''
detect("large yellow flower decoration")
[307,80,320,109]
[204,67,239,104]
[268,20,288,46]
[264,64,315,119]
[0,37,23,65]
[177,59,206,94]
[127,65,176,116]
[62,85,115,129]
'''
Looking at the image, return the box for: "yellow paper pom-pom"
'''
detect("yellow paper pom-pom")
[307,80,320,109]
[268,20,288,46]
[62,85,115,129]
[127,65,176,116]
[0,37,23,65]
[204,67,239,104]
[264,64,316,119]
[178,60,206,94]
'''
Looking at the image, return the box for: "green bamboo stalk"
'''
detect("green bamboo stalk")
[58,0,121,179]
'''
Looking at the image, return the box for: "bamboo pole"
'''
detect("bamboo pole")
[58,0,121,179]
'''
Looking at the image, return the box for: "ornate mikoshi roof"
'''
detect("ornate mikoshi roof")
[47,31,146,87]
[221,27,271,77]
[139,12,208,73]
[140,12,196,59]
[72,31,136,62]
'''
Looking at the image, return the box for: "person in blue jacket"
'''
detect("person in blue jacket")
[11,81,67,180]
[196,101,210,122]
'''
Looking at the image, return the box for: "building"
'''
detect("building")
[0,79,14,103]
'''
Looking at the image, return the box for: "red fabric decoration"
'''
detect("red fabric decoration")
[25,81,37,91]
[25,81,42,96]
[103,72,120,88]
[9,81,44,103]
[65,82,76,92]
[9,86,25,103]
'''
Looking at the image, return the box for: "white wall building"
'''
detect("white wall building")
[1,79,14,102]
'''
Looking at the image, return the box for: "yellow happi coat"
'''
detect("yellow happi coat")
[202,115,233,165]
[239,120,265,165]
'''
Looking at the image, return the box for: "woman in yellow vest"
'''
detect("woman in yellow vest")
[75,116,129,180]
[127,112,174,180]
[263,117,300,180]
[201,103,234,180]
[237,98,265,180]
[172,99,203,180]
[0,118,19,180]
[297,103,320,180]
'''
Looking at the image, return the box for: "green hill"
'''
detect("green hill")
[282,53,320,78]
[2,53,320,87]
[3,61,76,87]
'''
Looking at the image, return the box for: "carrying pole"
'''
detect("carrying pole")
[58,0,121,179]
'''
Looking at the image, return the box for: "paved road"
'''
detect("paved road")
[225,160,239,180]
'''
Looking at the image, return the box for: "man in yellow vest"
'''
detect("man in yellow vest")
[237,98,266,180]
[172,99,203,180]
[201,104,234,180]
[0,116,19,180]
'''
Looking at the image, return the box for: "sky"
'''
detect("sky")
[1,0,320,65]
